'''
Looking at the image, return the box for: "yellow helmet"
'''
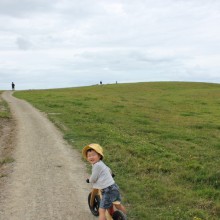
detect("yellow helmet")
[82,143,104,159]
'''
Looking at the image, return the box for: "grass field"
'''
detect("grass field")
[14,82,220,219]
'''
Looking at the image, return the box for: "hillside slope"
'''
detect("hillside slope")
[14,82,220,219]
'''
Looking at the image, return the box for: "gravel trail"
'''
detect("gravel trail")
[0,91,95,220]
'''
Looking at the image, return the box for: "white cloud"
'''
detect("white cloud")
[0,0,220,90]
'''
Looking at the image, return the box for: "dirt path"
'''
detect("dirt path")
[0,91,96,220]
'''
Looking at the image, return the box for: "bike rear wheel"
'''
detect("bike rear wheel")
[88,193,100,216]
[112,210,127,220]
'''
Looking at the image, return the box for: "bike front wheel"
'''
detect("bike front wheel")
[112,210,127,220]
[88,192,100,216]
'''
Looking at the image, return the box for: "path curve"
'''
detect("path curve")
[0,91,95,220]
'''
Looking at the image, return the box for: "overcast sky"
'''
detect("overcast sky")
[0,0,220,90]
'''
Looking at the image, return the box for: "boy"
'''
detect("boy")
[82,143,126,220]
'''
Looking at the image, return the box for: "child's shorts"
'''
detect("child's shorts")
[100,183,121,209]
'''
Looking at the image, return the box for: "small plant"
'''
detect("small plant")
[0,174,7,178]
[0,157,15,165]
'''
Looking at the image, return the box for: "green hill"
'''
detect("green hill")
[14,82,220,219]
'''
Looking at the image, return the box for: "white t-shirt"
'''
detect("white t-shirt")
[89,160,115,189]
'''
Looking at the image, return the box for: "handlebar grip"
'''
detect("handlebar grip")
[86,179,90,183]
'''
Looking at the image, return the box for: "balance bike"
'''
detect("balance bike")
[88,187,127,220]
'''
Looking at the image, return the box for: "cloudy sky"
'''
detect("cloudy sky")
[0,0,220,90]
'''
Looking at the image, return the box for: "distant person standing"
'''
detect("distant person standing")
[12,82,15,90]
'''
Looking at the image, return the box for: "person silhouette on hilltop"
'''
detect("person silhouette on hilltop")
[12,82,15,90]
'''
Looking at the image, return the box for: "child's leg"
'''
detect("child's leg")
[114,203,127,214]
[99,208,106,220]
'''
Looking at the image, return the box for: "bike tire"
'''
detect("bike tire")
[88,193,100,216]
[112,210,127,220]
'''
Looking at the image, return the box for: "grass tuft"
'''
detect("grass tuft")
[0,157,15,165]
[0,95,10,119]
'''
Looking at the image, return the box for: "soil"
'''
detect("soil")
[0,91,96,220]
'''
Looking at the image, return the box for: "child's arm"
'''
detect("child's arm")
[89,163,101,183]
